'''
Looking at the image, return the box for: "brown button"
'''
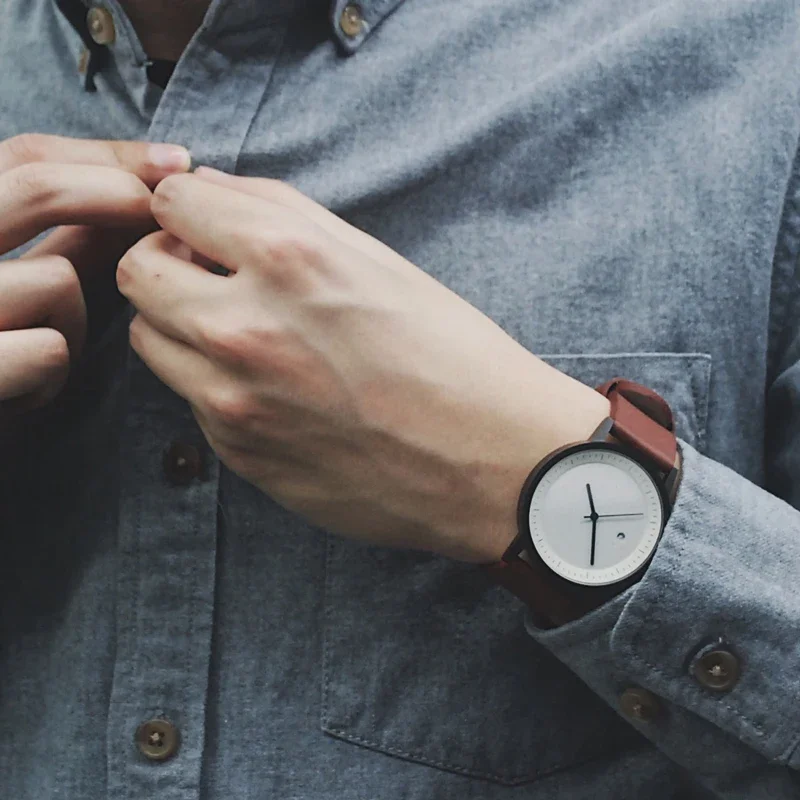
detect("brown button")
[86,7,116,46]
[163,442,204,486]
[340,4,365,38]
[77,48,90,75]
[693,649,740,692]
[135,719,180,761]
[620,687,661,722]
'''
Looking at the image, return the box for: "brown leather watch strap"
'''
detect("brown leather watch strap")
[595,378,676,473]
[483,555,626,629]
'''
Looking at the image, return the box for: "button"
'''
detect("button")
[619,687,661,722]
[693,648,740,692]
[77,48,90,75]
[339,4,365,38]
[135,719,180,762]
[163,442,204,486]
[86,7,116,46]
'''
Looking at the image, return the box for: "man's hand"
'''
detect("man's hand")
[118,167,610,563]
[0,133,191,415]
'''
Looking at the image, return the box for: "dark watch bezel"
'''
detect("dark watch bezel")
[511,439,673,592]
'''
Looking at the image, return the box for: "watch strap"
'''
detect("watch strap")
[594,378,676,473]
[483,553,626,629]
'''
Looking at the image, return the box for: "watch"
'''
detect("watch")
[482,378,681,628]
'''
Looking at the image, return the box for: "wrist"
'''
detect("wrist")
[459,372,611,564]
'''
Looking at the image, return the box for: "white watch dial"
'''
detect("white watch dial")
[526,446,665,586]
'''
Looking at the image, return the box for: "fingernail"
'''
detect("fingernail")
[148,144,192,172]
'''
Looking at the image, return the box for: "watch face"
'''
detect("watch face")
[523,443,666,586]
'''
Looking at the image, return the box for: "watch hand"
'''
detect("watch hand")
[586,483,598,566]
[582,512,645,520]
[586,483,597,516]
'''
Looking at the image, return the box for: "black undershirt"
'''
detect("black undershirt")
[146,58,177,89]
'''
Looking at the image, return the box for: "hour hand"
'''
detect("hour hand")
[586,483,597,517]
[586,483,598,566]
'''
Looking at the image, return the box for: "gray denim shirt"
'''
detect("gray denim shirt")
[2,0,800,797]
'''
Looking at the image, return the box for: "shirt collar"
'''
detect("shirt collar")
[63,0,410,56]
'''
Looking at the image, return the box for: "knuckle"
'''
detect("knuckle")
[149,228,184,255]
[29,331,71,407]
[115,245,142,290]
[7,161,58,205]
[37,329,70,374]
[199,316,256,367]
[267,232,317,265]
[150,173,185,214]
[115,258,132,294]
[104,141,127,169]
[202,385,253,427]
[262,233,322,291]
[199,315,295,388]
[116,234,161,291]
[2,133,49,167]
[40,254,79,293]
[127,313,144,346]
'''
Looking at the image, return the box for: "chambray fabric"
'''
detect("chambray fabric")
[2,0,800,797]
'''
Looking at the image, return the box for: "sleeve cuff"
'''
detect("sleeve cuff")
[525,439,800,773]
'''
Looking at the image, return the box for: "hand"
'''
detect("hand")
[118,167,610,562]
[0,133,191,417]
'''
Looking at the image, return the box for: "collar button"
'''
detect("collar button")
[86,7,116,46]
[340,4,365,38]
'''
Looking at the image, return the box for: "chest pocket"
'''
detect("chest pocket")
[321,352,711,785]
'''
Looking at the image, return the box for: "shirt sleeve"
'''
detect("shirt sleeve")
[525,430,800,797]
[523,141,800,795]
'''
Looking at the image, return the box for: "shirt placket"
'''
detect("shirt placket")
[103,2,299,798]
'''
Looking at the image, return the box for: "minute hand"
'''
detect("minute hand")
[582,512,644,520]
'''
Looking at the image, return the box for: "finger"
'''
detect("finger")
[24,225,140,343]
[23,221,159,283]
[117,230,227,348]
[150,172,306,274]
[129,312,216,403]
[0,162,155,255]
[0,327,70,407]
[0,255,86,361]
[193,165,346,225]
[0,133,191,189]
[193,166,360,241]
[190,248,230,275]
[192,166,411,277]
[135,217,227,273]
